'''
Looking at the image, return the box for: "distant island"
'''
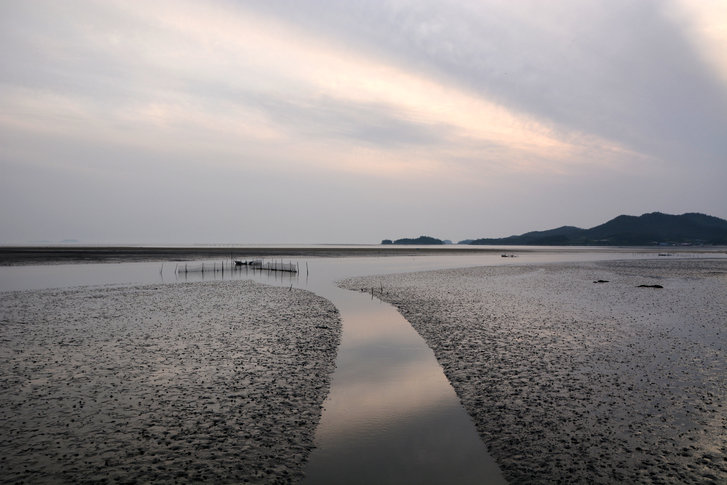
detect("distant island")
[464,212,727,246]
[383,213,727,246]
[381,236,445,245]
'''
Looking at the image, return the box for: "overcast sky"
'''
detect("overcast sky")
[1,0,726,244]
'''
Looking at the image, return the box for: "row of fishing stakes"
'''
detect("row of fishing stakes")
[173,259,306,275]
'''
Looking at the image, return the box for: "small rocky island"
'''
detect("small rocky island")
[381,235,445,245]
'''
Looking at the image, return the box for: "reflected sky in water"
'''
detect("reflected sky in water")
[0,249,712,293]
[300,280,504,485]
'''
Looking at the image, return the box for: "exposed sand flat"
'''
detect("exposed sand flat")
[342,259,727,484]
[0,280,340,484]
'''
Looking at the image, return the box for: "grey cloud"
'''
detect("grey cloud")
[242,0,727,165]
[238,91,454,149]
[0,3,449,152]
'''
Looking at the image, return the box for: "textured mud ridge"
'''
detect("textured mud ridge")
[343,259,727,484]
[0,281,341,484]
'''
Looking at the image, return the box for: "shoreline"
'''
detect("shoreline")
[0,245,513,265]
[1,245,725,266]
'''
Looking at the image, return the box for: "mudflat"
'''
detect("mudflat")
[0,246,512,265]
[0,280,340,483]
[342,259,727,484]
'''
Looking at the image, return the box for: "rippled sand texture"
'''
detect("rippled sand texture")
[342,259,727,484]
[0,281,340,484]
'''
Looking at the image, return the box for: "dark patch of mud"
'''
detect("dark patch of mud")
[0,280,340,484]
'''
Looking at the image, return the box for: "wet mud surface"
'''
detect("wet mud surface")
[0,246,512,265]
[343,259,727,484]
[0,281,340,484]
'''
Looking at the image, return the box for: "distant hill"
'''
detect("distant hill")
[464,212,727,246]
[382,235,444,245]
[465,226,584,246]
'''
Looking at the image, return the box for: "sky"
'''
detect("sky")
[1,0,726,244]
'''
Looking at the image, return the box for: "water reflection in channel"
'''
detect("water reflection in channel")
[299,282,505,485]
